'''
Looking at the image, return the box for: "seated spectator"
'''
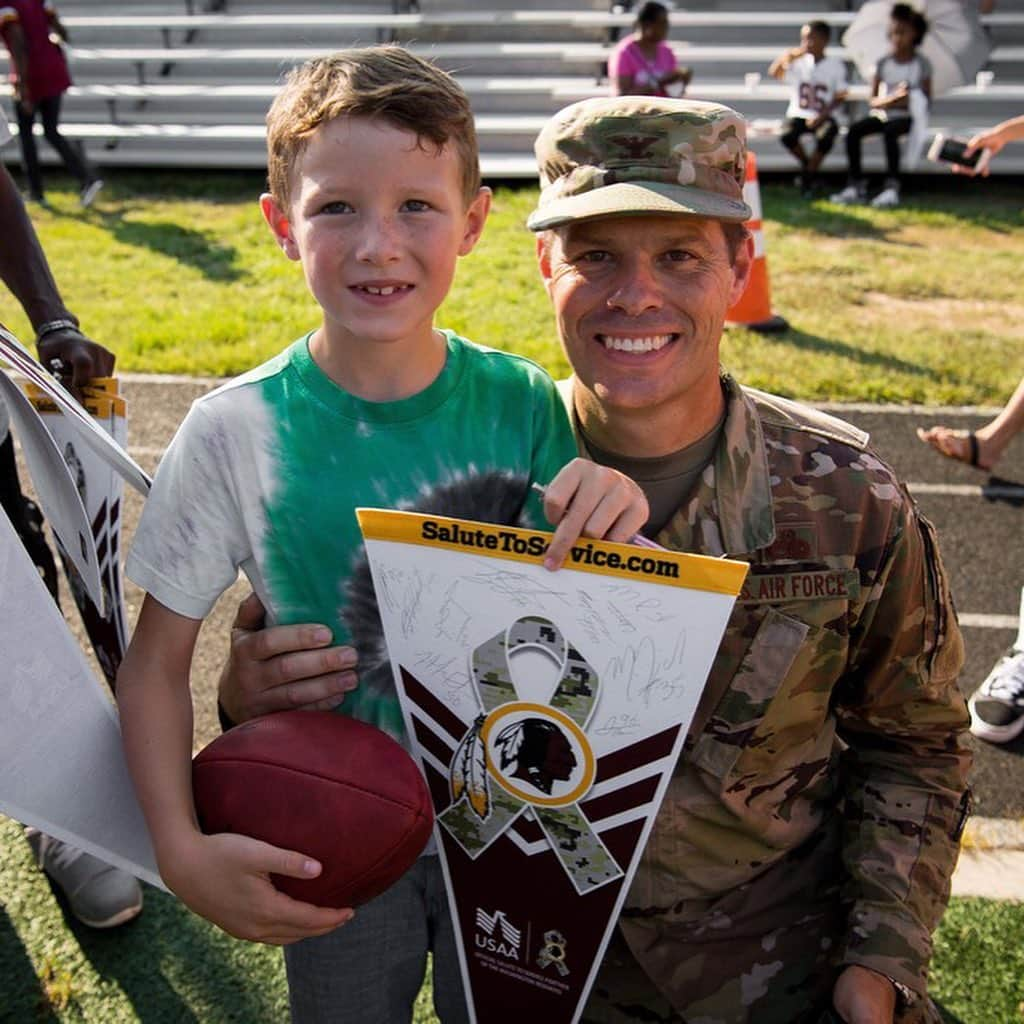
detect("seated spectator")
[831,3,931,209]
[609,1,691,97]
[769,21,848,197]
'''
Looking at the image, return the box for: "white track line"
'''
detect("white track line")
[909,481,1024,499]
[959,614,1020,630]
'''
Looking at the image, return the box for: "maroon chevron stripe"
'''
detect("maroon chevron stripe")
[412,713,456,770]
[400,666,468,741]
[594,724,680,783]
[581,774,661,821]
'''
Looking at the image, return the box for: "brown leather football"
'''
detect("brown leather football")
[192,711,433,908]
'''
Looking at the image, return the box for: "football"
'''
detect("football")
[192,710,433,908]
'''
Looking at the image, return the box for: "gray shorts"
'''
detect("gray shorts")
[283,855,468,1024]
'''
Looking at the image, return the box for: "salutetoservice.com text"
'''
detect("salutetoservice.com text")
[420,519,680,579]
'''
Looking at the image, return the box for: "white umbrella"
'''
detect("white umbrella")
[842,0,991,95]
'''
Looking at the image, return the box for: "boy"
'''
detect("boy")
[116,47,646,1024]
[769,21,847,197]
[831,3,932,208]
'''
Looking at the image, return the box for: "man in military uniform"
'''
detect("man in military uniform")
[219,98,971,1023]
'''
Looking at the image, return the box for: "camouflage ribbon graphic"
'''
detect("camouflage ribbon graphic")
[438,615,623,894]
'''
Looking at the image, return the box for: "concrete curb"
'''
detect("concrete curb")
[952,819,1024,901]
[961,816,1024,851]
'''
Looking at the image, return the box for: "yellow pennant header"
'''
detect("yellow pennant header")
[356,508,748,595]
[24,377,125,419]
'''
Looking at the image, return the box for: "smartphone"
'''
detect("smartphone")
[927,133,990,172]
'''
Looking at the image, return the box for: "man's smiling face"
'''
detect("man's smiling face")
[538,214,751,421]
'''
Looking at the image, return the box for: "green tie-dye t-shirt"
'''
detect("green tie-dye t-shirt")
[127,330,577,740]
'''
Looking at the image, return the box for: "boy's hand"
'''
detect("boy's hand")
[539,459,648,570]
[163,829,354,945]
[218,593,358,724]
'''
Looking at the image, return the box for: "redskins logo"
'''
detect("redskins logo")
[481,702,596,808]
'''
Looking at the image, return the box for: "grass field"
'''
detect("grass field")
[2,171,1022,404]
[2,171,1023,1022]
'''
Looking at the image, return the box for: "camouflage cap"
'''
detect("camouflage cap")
[527,96,751,232]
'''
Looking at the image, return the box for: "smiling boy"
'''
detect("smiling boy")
[116,47,646,1024]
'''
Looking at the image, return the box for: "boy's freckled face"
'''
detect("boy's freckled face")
[269,115,487,353]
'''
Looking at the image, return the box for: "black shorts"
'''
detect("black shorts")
[781,116,839,154]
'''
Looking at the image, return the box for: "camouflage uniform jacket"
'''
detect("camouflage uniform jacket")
[566,374,971,1006]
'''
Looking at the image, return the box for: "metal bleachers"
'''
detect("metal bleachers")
[2,0,1023,177]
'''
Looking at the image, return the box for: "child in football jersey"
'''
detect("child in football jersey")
[116,46,647,1024]
[769,21,847,197]
[832,3,932,208]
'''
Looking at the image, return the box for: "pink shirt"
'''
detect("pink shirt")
[609,37,677,96]
[1,1,72,103]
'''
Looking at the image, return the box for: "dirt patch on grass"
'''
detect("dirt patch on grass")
[862,292,1024,339]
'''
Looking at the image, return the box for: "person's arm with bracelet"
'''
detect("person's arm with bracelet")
[0,165,114,384]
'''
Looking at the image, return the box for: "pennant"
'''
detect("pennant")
[24,379,130,687]
[357,509,747,1024]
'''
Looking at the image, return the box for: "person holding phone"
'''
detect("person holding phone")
[950,114,1024,175]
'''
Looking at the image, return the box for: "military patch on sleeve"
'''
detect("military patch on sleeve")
[739,569,860,604]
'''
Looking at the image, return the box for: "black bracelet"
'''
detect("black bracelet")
[36,318,82,340]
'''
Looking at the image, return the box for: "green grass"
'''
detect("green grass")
[4,171,1023,404]
[932,898,1024,1023]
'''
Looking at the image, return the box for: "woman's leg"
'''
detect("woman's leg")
[14,102,44,200]
[37,94,92,187]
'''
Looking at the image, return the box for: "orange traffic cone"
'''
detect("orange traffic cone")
[726,151,788,334]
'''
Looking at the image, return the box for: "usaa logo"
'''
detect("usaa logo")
[474,908,522,960]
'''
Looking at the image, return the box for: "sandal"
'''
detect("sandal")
[916,426,994,472]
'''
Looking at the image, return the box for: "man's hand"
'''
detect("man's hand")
[160,828,354,945]
[539,458,649,570]
[218,592,358,725]
[36,327,115,390]
[832,965,897,1024]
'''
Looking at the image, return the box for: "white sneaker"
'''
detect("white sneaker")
[829,184,863,205]
[969,647,1024,744]
[871,186,900,209]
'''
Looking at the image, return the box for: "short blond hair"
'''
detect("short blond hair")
[266,46,481,210]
